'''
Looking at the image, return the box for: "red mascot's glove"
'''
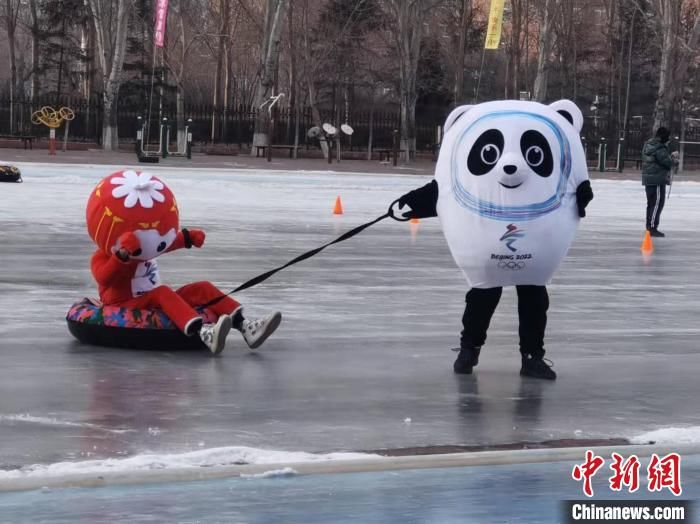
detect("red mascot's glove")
[117,231,141,260]
[186,229,206,248]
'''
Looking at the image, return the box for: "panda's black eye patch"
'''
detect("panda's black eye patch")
[520,130,553,177]
[467,129,504,176]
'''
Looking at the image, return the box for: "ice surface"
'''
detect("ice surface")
[1,457,698,523]
[2,162,700,473]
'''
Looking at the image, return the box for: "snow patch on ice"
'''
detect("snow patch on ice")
[0,414,134,434]
[240,467,298,479]
[0,446,381,479]
[630,426,700,445]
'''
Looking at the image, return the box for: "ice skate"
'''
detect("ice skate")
[240,312,282,350]
[520,354,556,380]
[453,346,481,375]
[200,314,232,355]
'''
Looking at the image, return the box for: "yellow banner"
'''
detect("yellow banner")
[484,0,505,49]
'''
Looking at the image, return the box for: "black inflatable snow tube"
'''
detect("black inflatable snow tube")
[0,165,22,183]
[66,298,215,350]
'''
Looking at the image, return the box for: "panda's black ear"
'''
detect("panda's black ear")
[443,105,474,134]
[558,110,574,125]
[549,100,583,132]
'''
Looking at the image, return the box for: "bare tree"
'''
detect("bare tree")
[645,0,700,129]
[163,0,207,150]
[251,0,289,153]
[382,0,444,161]
[27,0,41,98]
[451,0,472,105]
[507,0,525,99]
[1,0,22,132]
[86,0,131,150]
[532,0,553,101]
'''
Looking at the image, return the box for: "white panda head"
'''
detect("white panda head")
[438,99,584,221]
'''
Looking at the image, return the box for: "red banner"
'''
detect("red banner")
[154,0,169,48]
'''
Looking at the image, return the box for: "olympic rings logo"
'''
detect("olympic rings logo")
[498,260,526,270]
[31,106,75,128]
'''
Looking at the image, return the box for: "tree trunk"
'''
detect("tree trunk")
[453,0,470,106]
[390,0,425,162]
[176,85,186,151]
[533,0,553,102]
[5,0,19,133]
[29,0,41,99]
[210,0,228,143]
[88,0,130,150]
[652,3,700,130]
[652,1,676,129]
[307,78,328,158]
[251,0,289,154]
[510,0,522,98]
[367,100,375,160]
[622,10,636,142]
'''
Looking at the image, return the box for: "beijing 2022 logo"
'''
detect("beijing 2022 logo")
[500,224,525,252]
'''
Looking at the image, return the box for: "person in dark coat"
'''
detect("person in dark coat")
[641,127,675,237]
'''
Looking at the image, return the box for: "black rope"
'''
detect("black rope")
[199,199,408,309]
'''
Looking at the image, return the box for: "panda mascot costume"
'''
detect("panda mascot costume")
[85,170,281,354]
[397,100,593,380]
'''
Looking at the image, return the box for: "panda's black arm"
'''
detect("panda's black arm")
[576,180,593,218]
[397,180,439,219]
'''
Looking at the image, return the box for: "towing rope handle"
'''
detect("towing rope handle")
[387,198,411,222]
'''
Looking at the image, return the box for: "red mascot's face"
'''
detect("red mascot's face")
[86,170,179,260]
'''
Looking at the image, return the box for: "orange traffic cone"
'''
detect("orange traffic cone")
[641,230,653,254]
[410,217,420,224]
[333,196,344,215]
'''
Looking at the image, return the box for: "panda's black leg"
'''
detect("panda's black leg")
[517,285,556,380]
[516,285,548,357]
[455,287,502,374]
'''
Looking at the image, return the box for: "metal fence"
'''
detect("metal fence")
[3,96,697,168]
[0,97,445,152]
[581,119,700,170]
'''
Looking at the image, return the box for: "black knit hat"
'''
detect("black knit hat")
[656,127,670,142]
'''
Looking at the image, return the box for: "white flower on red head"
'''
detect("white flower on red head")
[110,170,165,209]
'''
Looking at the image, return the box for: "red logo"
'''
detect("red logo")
[572,451,682,497]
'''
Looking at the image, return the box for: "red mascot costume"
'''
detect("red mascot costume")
[86,170,281,354]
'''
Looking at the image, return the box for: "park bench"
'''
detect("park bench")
[375,148,405,162]
[255,145,298,158]
[0,135,35,150]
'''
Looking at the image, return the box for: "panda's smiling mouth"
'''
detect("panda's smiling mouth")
[499,181,523,189]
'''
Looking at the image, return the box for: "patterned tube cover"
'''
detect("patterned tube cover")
[66,298,216,329]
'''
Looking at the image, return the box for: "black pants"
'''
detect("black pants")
[645,184,666,231]
[460,286,549,357]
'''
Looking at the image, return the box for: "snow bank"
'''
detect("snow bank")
[0,446,380,480]
[631,426,700,445]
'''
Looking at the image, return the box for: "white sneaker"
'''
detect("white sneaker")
[241,312,282,350]
[199,314,232,355]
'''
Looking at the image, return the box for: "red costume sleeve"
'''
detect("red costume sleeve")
[166,229,205,253]
[166,230,187,253]
[90,250,137,288]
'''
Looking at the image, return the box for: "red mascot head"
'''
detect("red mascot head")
[86,170,179,260]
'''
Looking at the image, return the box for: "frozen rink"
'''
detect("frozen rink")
[1,162,700,514]
[1,455,698,523]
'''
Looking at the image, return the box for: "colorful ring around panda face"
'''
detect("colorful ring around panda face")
[450,111,572,221]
